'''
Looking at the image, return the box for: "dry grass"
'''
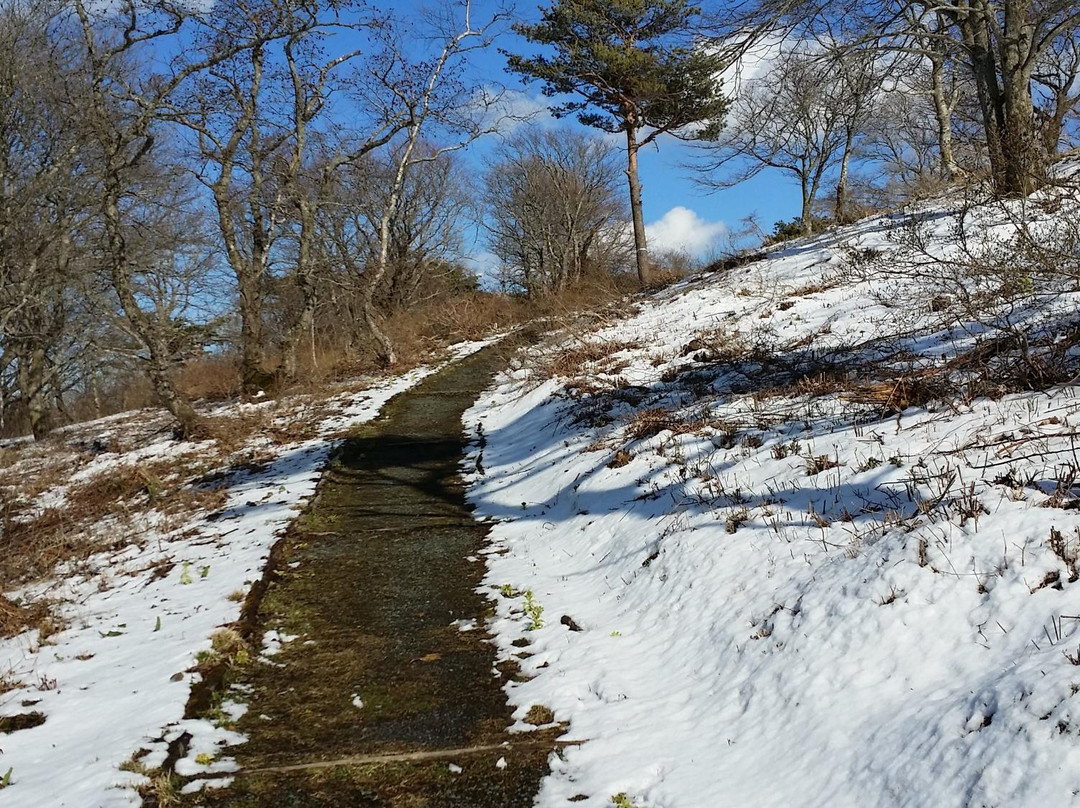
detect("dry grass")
[625,407,711,441]
[176,355,243,402]
[805,454,843,476]
[140,772,181,807]
[0,444,227,610]
[541,340,642,379]
[791,279,840,297]
[203,410,271,452]
[0,595,52,640]
[0,507,93,590]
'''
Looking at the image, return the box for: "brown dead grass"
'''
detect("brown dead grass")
[791,279,838,297]
[541,340,642,379]
[0,594,52,639]
[0,506,88,585]
[625,407,712,441]
[203,411,271,453]
[176,355,243,402]
[0,447,226,595]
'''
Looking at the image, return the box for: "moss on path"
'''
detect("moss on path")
[183,344,557,807]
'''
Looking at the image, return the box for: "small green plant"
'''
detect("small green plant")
[523,590,544,630]
[145,772,180,806]
[154,616,161,632]
[194,752,215,766]
[118,756,150,776]
[199,566,210,579]
[500,583,514,597]
[610,630,621,637]
[143,473,163,502]
[611,794,637,808]
[180,561,193,585]
[0,768,12,788]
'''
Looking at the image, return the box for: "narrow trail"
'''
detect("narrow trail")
[187,343,558,807]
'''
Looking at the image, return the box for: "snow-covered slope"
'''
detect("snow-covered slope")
[465,191,1080,807]
[0,341,490,807]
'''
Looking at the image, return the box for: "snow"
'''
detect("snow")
[0,340,490,806]
[464,192,1080,807]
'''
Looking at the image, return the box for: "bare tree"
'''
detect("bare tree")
[1033,32,1080,156]
[0,1,96,438]
[826,43,885,220]
[698,47,853,236]
[325,148,471,305]
[177,2,294,394]
[483,126,630,296]
[346,0,507,366]
[860,75,946,194]
[67,0,250,436]
[844,0,1080,195]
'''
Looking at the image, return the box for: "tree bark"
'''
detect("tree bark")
[104,188,203,438]
[801,189,814,236]
[929,49,961,180]
[835,129,855,223]
[959,0,1045,196]
[998,0,1043,194]
[25,344,48,440]
[280,199,318,378]
[625,125,651,287]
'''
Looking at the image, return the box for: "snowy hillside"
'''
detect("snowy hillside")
[465,187,1080,807]
[0,342,488,807]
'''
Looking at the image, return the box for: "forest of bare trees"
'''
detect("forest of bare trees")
[1,0,1078,440]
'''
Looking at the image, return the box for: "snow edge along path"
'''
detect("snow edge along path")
[464,202,1080,808]
[0,339,492,808]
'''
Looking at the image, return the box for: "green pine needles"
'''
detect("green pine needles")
[506,0,728,287]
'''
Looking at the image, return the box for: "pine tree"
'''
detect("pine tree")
[507,0,727,286]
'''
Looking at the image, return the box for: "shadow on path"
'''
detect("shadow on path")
[186,343,556,807]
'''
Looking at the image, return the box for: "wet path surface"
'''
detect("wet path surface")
[190,344,556,807]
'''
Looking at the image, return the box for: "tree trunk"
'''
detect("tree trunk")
[236,268,267,393]
[625,125,651,287]
[801,173,815,236]
[280,200,318,380]
[930,50,961,180]
[958,2,1045,196]
[961,11,1007,189]
[801,194,814,236]
[104,189,203,437]
[928,53,963,180]
[89,362,101,419]
[835,130,855,223]
[366,176,400,367]
[998,0,1043,195]
[999,68,1042,194]
[359,295,395,367]
[26,345,48,440]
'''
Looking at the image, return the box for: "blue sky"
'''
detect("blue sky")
[391,0,804,264]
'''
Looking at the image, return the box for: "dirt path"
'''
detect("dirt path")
[183,343,558,807]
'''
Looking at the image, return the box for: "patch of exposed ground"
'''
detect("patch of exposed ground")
[178,341,559,807]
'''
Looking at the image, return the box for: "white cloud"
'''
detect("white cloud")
[716,33,801,100]
[464,250,502,290]
[645,206,728,257]
[484,90,558,134]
